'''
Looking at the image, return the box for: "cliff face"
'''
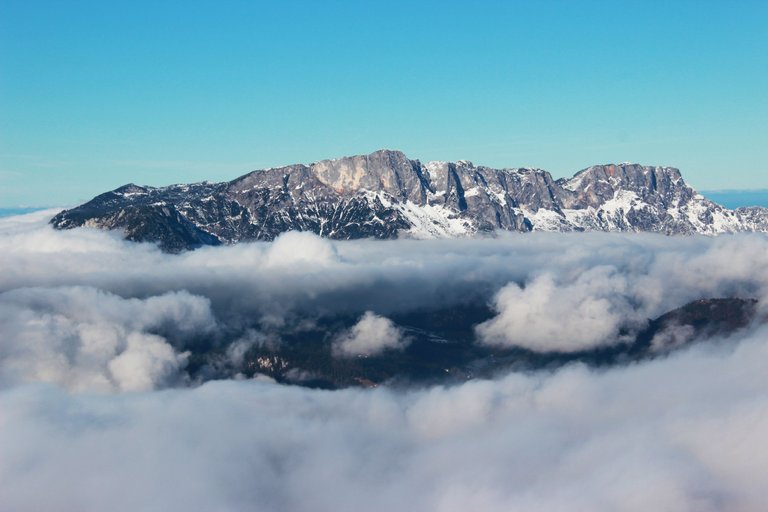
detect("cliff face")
[51,149,768,252]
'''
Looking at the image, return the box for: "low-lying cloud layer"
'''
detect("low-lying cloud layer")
[2,327,768,512]
[2,211,768,510]
[2,211,768,389]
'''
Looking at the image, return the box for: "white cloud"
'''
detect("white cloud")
[107,332,187,392]
[476,266,639,352]
[650,324,697,353]
[0,287,213,392]
[1,326,768,511]
[1,212,768,509]
[1,213,768,387]
[332,311,408,357]
[264,230,340,268]
[3,213,768,335]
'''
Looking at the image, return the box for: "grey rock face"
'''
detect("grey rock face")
[50,149,768,252]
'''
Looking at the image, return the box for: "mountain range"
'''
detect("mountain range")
[50,149,768,252]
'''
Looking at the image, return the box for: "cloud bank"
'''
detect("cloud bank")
[2,326,768,512]
[1,210,768,389]
[1,211,768,510]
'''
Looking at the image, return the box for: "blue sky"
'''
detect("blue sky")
[1,0,766,207]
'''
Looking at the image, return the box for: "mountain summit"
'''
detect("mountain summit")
[51,150,768,252]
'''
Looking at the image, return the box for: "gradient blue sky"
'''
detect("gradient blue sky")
[1,0,767,207]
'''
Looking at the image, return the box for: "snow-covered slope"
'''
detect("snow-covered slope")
[50,150,768,252]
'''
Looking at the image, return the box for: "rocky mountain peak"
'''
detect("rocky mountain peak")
[567,163,683,188]
[113,183,152,195]
[309,149,422,201]
[561,163,691,209]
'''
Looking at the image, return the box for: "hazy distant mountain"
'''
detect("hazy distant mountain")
[50,149,768,252]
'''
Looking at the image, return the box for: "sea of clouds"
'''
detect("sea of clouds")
[2,210,768,511]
